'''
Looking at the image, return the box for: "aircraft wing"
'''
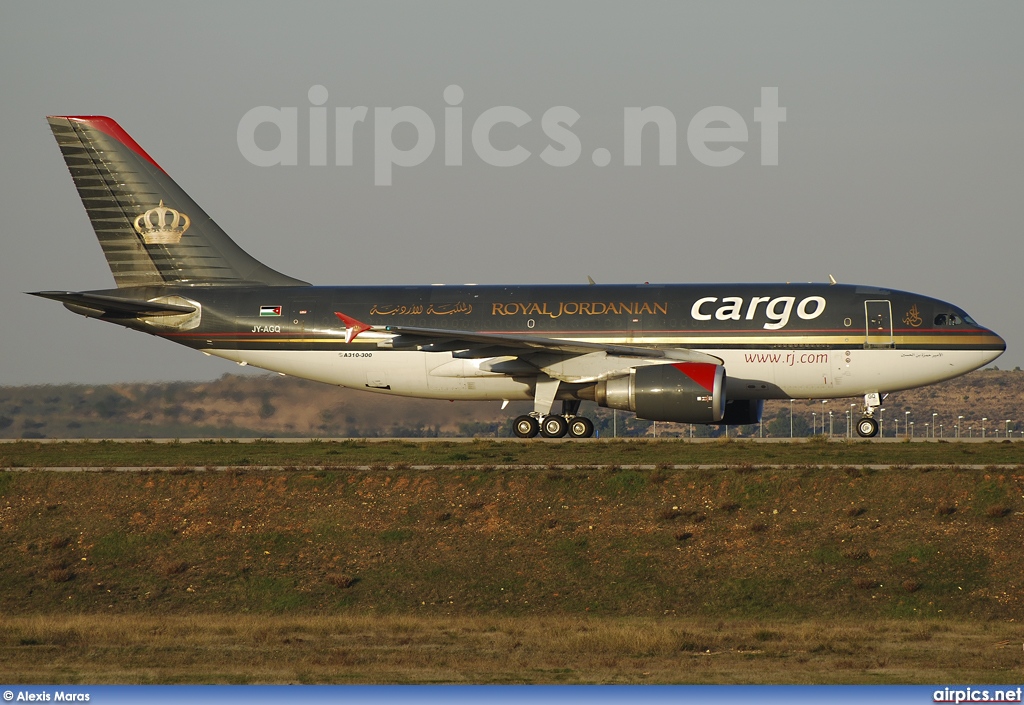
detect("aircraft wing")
[335,311,722,383]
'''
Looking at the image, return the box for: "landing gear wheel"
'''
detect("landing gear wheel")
[856,417,879,438]
[513,415,539,438]
[568,417,595,439]
[540,415,569,438]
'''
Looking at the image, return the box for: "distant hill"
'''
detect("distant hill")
[0,367,1020,439]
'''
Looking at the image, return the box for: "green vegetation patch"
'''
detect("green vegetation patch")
[0,463,1021,623]
[3,438,1024,469]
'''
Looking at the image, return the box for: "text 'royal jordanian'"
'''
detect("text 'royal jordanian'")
[33,116,1005,438]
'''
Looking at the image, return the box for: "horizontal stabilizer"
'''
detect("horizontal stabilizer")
[30,291,196,317]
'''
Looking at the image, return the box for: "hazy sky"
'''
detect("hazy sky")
[1,1,1022,385]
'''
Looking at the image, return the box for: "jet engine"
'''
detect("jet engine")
[720,399,764,425]
[583,362,726,423]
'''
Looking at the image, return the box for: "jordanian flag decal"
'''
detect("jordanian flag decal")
[260,305,282,317]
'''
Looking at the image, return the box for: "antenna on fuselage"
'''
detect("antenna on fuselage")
[828,274,837,285]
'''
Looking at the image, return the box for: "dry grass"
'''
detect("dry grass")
[986,503,1012,518]
[0,614,1020,684]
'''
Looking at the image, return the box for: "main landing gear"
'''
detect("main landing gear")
[855,392,884,438]
[513,400,595,439]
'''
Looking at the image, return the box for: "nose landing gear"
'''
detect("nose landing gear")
[856,416,879,438]
[855,392,885,438]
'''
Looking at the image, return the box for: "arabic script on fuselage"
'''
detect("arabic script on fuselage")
[370,302,473,316]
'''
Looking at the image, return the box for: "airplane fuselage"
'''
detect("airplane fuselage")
[97,281,1004,404]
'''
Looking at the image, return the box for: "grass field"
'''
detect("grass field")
[1,614,1021,684]
[2,440,1024,683]
[1,436,1023,468]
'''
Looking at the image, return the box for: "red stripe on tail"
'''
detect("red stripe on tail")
[50,115,166,174]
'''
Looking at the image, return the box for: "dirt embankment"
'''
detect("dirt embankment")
[2,465,1022,620]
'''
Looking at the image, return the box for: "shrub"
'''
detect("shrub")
[986,503,1012,518]
[49,568,74,583]
[49,536,72,550]
[326,573,356,589]
[161,560,189,576]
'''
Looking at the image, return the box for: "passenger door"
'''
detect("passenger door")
[864,300,894,348]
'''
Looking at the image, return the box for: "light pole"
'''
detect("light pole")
[812,412,817,435]
[849,403,856,438]
[789,399,794,439]
[969,426,973,438]
[939,423,943,438]
[910,421,915,438]
[1007,420,1012,438]
[846,409,851,438]
[905,411,911,439]
[982,418,987,438]
[924,423,930,439]
[829,411,833,438]
[879,408,885,438]
[932,413,938,439]
[957,415,964,439]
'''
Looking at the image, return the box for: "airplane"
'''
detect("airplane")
[33,116,1006,439]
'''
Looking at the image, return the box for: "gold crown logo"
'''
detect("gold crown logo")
[133,200,190,245]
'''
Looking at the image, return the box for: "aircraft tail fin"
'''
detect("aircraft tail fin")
[47,116,308,288]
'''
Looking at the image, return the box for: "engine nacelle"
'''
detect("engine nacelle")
[720,399,764,425]
[588,362,727,423]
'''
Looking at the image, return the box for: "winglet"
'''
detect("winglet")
[334,311,372,343]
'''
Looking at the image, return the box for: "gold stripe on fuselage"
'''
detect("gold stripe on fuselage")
[175,332,1001,349]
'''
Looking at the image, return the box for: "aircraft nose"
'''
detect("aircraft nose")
[989,328,1007,352]
[982,327,1007,364]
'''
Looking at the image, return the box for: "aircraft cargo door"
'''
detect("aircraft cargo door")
[864,300,894,349]
[289,299,317,348]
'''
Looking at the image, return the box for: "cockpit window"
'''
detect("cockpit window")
[934,313,963,326]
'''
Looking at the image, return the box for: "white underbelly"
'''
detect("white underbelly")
[206,348,533,401]
[205,345,1001,403]
[712,347,1001,399]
